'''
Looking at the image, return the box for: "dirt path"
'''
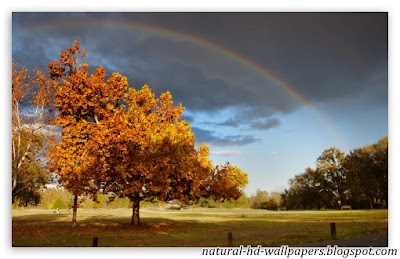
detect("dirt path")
[296,234,388,247]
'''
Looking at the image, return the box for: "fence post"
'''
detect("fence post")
[93,236,99,247]
[228,232,233,247]
[330,223,337,240]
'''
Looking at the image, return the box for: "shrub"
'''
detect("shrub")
[39,187,73,209]
[51,198,65,209]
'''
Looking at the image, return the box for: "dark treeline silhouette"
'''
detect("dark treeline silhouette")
[281,136,388,210]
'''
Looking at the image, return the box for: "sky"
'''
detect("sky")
[11,12,388,195]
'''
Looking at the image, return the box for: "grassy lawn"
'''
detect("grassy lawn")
[12,208,388,247]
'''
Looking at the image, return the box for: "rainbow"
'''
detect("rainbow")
[21,19,349,149]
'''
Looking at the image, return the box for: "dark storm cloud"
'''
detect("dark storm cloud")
[150,12,387,104]
[192,127,261,147]
[12,12,388,129]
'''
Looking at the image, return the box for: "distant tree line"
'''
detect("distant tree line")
[193,189,281,210]
[281,137,388,210]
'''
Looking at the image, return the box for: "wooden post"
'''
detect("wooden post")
[93,237,99,247]
[228,232,233,247]
[330,222,337,240]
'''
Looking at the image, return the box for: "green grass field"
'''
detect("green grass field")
[12,208,388,247]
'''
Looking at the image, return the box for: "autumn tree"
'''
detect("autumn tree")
[183,144,248,204]
[281,167,334,210]
[316,147,347,206]
[47,40,248,227]
[206,162,248,201]
[344,137,388,209]
[91,89,248,225]
[12,61,55,204]
[373,137,388,205]
[282,138,388,210]
[283,148,348,210]
[89,86,216,226]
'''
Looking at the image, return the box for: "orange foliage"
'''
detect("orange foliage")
[47,41,127,198]
[209,163,248,200]
[47,40,248,226]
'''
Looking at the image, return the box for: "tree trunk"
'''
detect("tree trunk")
[72,194,78,228]
[131,194,140,226]
[338,188,345,207]
[12,173,17,191]
[369,198,374,210]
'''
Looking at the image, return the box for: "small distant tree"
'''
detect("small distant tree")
[251,190,281,210]
[12,136,49,206]
[250,189,269,209]
[207,162,248,201]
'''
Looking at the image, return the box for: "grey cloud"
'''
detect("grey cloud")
[213,114,280,131]
[283,129,296,133]
[192,127,261,147]
[249,118,280,130]
[217,118,240,128]
[211,107,280,130]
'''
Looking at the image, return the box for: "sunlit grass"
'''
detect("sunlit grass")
[12,208,388,247]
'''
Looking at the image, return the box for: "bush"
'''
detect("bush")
[193,195,251,209]
[108,196,132,209]
[260,199,279,211]
[250,189,282,210]
[51,198,65,209]
[195,198,218,208]
[39,187,73,209]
